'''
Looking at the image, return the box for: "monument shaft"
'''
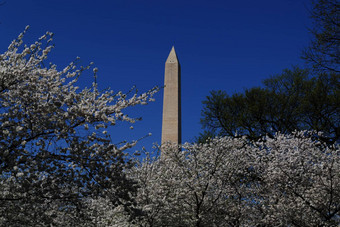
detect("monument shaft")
[161,47,181,144]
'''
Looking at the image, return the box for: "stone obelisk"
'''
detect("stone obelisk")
[161,47,181,144]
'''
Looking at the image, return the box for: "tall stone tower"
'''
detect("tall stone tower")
[161,47,181,144]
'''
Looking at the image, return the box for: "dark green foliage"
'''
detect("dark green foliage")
[200,67,339,144]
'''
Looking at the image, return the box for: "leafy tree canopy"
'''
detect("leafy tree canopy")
[199,67,339,144]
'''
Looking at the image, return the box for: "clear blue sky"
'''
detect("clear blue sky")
[0,0,313,150]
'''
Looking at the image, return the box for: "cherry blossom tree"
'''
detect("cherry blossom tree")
[130,132,339,226]
[0,26,158,226]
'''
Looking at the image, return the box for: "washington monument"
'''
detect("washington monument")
[161,47,181,144]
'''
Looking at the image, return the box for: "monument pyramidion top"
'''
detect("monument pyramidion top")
[166,46,179,64]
